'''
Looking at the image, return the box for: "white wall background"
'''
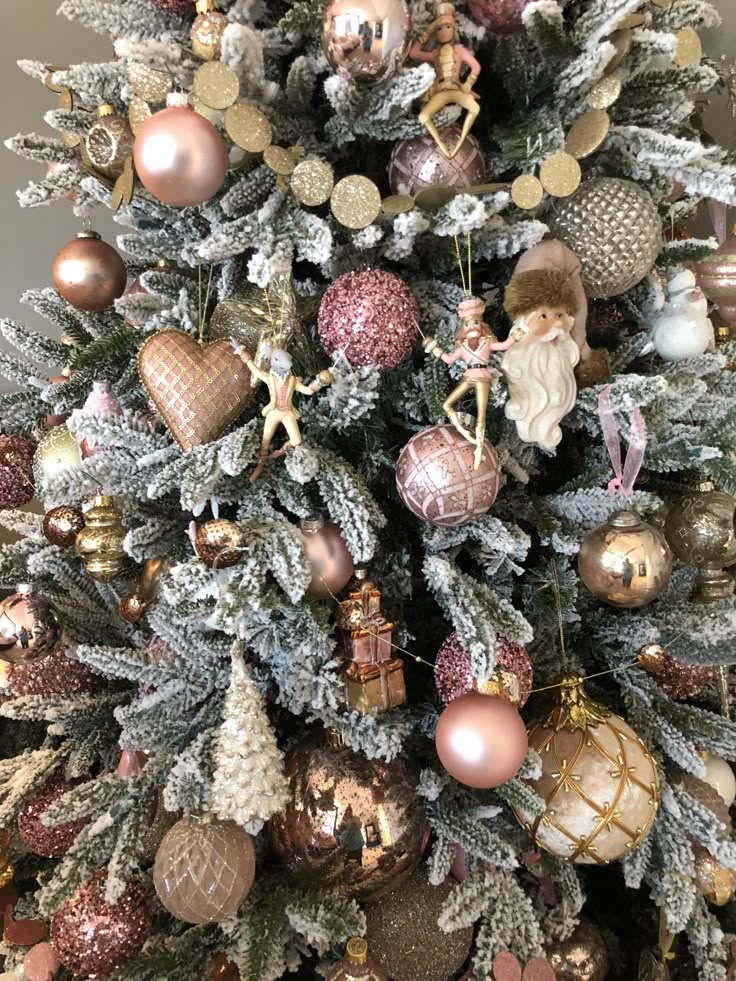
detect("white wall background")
[0,0,733,356]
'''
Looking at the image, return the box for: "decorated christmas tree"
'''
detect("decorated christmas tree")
[1,0,736,978]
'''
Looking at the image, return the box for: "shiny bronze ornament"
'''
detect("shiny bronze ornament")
[327,938,387,981]
[194,520,246,569]
[693,844,736,905]
[300,518,354,600]
[0,585,64,665]
[545,919,609,981]
[83,105,134,181]
[514,676,659,864]
[43,505,85,548]
[664,483,736,603]
[53,230,127,312]
[74,494,127,582]
[118,593,149,624]
[139,555,170,602]
[268,730,426,900]
[322,0,412,86]
[578,510,673,607]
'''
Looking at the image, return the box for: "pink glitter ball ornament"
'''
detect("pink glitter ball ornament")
[467,0,558,33]
[150,0,196,12]
[51,870,151,978]
[17,775,91,858]
[389,125,486,197]
[7,648,104,697]
[0,434,35,510]
[318,270,419,372]
[434,631,533,706]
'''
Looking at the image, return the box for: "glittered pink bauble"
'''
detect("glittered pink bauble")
[434,632,533,706]
[467,0,554,33]
[396,425,500,526]
[134,99,228,208]
[150,0,196,11]
[0,434,35,510]
[318,270,419,372]
[435,691,528,788]
[17,775,91,858]
[51,870,151,978]
[389,125,486,197]
[7,648,104,697]
[23,942,60,981]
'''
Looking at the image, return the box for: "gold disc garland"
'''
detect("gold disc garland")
[193,62,239,111]
[330,175,382,230]
[511,174,544,210]
[224,104,272,153]
[539,153,582,197]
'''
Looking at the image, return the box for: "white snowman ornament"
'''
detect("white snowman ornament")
[645,269,715,362]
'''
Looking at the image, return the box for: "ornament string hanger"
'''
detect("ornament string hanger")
[598,384,647,496]
[550,559,569,673]
[453,234,474,296]
[198,264,215,345]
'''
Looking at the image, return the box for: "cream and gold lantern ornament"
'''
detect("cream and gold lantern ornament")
[513,676,658,864]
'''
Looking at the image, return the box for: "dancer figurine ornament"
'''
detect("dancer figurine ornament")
[236,344,333,481]
[410,2,481,159]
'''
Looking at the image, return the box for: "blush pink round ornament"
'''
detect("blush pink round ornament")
[23,942,60,981]
[388,125,486,197]
[435,632,533,706]
[396,425,501,527]
[318,270,419,372]
[133,94,228,208]
[436,691,528,788]
[467,0,561,33]
[78,381,123,458]
[17,775,91,858]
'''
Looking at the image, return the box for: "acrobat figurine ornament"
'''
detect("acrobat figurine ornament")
[236,344,333,482]
[410,2,481,160]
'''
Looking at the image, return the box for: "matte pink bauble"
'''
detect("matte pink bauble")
[388,125,486,197]
[435,691,528,788]
[467,0,553,33]
[134,96,228,208]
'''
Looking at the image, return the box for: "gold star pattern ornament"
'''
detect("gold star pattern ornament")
[513,676,658,864]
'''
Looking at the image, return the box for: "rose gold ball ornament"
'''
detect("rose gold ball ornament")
[195,520,246,569]
[0,584,63,665]
[43,505,85,548]
[133,94,228,207]
[578,510,673,608]
[389,125,486,197]
[637,643,714,701]
[514,676,658,864]
[7,648,104,697]
[664,484,736,603]
[119,592,149,623]
[300,517,354,599]
[545,919,609,981]
[50,870,151,977]
[191,0,229,61]
[268,730,426,900]
[74,493,127,582]
[153,816,256,924]
[396,424,501,527]
[53,230,127,312]
[322,0,412,85]
[696,227,736,325]
[693,844,736,905]
[435,691,528,788]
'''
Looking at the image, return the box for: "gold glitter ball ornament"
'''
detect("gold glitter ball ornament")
[194,520,246,569]
[513,676,659,864]
[268,731,426,901]
[32,425,82,492]
[363,865,473,981]
[74,493,127,582]
[154,816,256,924]
[191,0,229,61]
[539,153,581,197]
[547,177,661,298]
[194,62,240,111]
[84,105,134,181]
[693,844,736,905]
[545,919,609,981]
[0,585,64,665]
[290,159,334,207]
[578,510,673,608]
[224,103,272,153]
[512,174,544,210]
[331,175,382,229]
[42,505,85,548]
[664,485,736,603]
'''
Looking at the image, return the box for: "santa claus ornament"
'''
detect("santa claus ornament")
[501,268,581,450]
[643,268,715,362]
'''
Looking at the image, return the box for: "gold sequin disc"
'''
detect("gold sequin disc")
[330,175,382,230]
[651,0,672,7]
[193,97,223,126]
[674,27,702,68]
[194,62,240,111]
[263,146,297,176]
[617,13,646,29]
[605,30,632,74]
[111,157,135,213]
[382,194,415,215]
[128,96,152,136]
[290,159,334,207]
[511,174,544,210]
[590,75,622,110]
[566,109,611,159]
[414,185,457,211]
[127,63,172,103]
[224,103,273,153]
[61,132,81,149]
[58,89,73,112]
[539,153,582,197]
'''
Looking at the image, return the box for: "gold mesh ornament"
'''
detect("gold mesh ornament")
[513,676,658,864]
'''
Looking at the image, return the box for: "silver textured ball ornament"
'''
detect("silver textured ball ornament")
[322,0,412,85]
[547,178,661,298]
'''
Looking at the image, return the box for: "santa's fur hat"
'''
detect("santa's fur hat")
[504,269,579,320]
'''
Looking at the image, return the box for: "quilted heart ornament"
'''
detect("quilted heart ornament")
[138,329,256,452]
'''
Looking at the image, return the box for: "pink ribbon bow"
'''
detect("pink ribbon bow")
[598,384,647,497]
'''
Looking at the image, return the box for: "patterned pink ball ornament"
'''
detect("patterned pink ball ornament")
[318,270,419,372]
[435,631,533,706]
[396,425,500,526]
[17,775,91,858]
[0,434,35,510]
[388,125,486,197]
[467,0,555,33]
[51,870,151,978]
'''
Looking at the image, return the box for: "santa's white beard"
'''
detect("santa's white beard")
[502,326,580,450]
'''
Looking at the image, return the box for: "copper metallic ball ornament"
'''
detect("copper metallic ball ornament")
[514,676,659,864]
[637,643,714,701]
[693,844,736,905]
[388,125,486,197]
[153,816,256,924]
[268,731,426,901]
[133,94,228,208]
[53,230,127,312]
[396,425,501,527]
[74,494,127,582]
[696,227,736,325]
[664,484,736,603]
[0,585,64,665]
[435,691,528,788]
[322,0,412,85]
[545,919,609,981]
[301,518,355,600]
[43,505,85,548]
[195,520,246,569]
[578,510,673,608]
[118,592,149,623]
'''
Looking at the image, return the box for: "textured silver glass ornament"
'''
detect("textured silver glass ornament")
[547,178,661,298]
